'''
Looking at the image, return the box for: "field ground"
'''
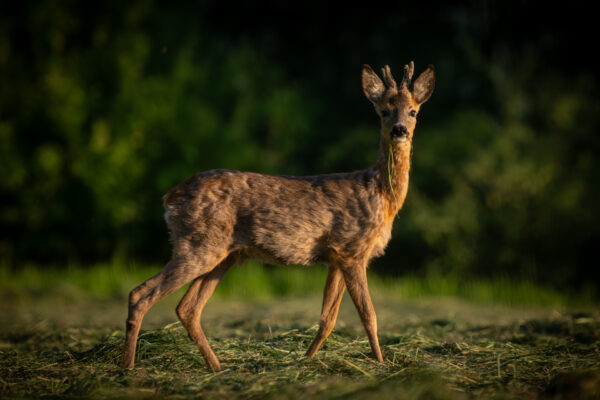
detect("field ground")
[1,265,599,399]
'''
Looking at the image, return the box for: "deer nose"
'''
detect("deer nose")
[390,124,409,140]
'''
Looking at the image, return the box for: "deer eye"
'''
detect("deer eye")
[381,109,391,118]
[409,110,416,117]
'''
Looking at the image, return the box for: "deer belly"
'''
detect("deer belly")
[238,210,330,266]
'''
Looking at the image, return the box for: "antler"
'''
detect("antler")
[381,65,397,90]
[401,61,414,90]
[381,62,415,91]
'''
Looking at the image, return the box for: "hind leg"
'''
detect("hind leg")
[122,249,229,369]
[305,265,346,358]
[176,254,239,371]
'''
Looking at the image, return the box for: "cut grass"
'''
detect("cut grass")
[1,262,598,397]
[1,295,599,399]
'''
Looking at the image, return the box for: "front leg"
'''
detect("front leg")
[341,265,384,362]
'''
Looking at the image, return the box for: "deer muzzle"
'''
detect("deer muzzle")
[390,124,409,142]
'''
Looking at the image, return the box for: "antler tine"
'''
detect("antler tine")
[401,61,415,89]
[380,65,397,90]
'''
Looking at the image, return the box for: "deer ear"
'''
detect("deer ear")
[362,64,385,104]
[412,65,435,104]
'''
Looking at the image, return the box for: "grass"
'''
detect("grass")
[1,263,599,398]
[0,261,594,306]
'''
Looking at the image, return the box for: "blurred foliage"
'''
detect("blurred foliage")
[0,2,598,291]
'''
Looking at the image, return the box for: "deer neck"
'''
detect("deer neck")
[374,136,412,216]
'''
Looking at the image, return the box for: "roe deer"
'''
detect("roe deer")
[122,61,435,371]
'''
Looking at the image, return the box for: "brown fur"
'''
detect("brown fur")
[122,62,435,371]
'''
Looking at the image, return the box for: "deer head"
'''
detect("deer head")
[361,62,435,145]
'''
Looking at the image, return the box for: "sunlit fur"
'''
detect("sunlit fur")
[122,62,435,371]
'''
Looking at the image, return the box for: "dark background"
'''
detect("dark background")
[1,1,598,292]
